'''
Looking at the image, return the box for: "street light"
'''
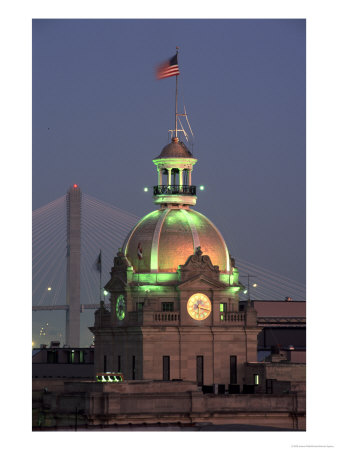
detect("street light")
[240,274,257,301]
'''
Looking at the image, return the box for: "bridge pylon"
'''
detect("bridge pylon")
[65,184,81,347]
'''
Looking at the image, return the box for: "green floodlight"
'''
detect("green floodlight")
[103,290,108,296]
[144,187,149,192]
[199,185,205,191]
[243,289,248,294]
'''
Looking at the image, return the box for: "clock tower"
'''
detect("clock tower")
[90,136,260,389]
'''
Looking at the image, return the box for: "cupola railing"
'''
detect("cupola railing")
[153,185,196,196]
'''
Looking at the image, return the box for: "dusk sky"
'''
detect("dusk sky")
[33,19,306,286]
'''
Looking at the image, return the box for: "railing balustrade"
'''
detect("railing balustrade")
[221,312,246,323]
[153,185,196,196]
[154,312,180,323]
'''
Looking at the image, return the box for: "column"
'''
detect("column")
[188,169,192,186]
[157,168,163,186]
[179,168,183,187]
[167,168,172,186]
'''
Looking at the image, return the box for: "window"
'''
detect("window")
[254,374,259,385]
[163,356,170,381]
[79,351,84,363]
[266,379,273,394]
[67,350,75,364]
[118,355,121,372]
[230,355,237,384]
[162,302,174,312]
[104,355,107,372]
[47,350,58,364]
[136,302,144,311]
[196,355,204,386]
[220,303,227,320]
[132,356,136,380]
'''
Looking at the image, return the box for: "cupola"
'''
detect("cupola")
[152,137,197,207]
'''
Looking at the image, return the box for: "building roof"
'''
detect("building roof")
[252,300,306,318]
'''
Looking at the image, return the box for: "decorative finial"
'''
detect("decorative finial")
[195,246,203,257]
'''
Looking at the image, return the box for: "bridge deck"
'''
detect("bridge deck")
[32,304,100,311]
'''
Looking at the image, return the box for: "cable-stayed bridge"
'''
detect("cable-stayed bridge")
[33,191,139,309]
[32,186,306,346]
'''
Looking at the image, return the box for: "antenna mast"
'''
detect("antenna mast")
[167,47,194,146]
[174,47,179,139]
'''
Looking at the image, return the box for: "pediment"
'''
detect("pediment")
[178,246,222,285]
[180,247,219,273]
[178,273,227,290]
[104,274,127,292]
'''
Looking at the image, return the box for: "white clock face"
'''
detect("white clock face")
[187,293,212,321]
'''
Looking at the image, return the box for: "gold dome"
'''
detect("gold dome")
[122,208,231,273]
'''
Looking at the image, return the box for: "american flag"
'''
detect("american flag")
[137,242,143,260]
[156,54,180,79]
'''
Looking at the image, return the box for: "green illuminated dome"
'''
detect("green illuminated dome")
[122,207,231,274]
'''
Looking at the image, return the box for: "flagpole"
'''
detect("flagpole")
[99,249,102,303]
[175,47,179,139]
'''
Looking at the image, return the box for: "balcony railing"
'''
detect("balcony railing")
[153,185,196,196]
[154,312,180,323]
[125,311,180,325]
[220,312,246,323]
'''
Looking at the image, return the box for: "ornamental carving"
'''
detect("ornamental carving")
[111,248,130,271]
[104,249,131,293]
[180,246,219,278]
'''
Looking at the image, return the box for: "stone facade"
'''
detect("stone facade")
[90,248,261,388]
[32,379,305,430]
[245,354,306,394]
[32,346,95,378]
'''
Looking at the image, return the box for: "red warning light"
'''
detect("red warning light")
[73,184,78,188]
